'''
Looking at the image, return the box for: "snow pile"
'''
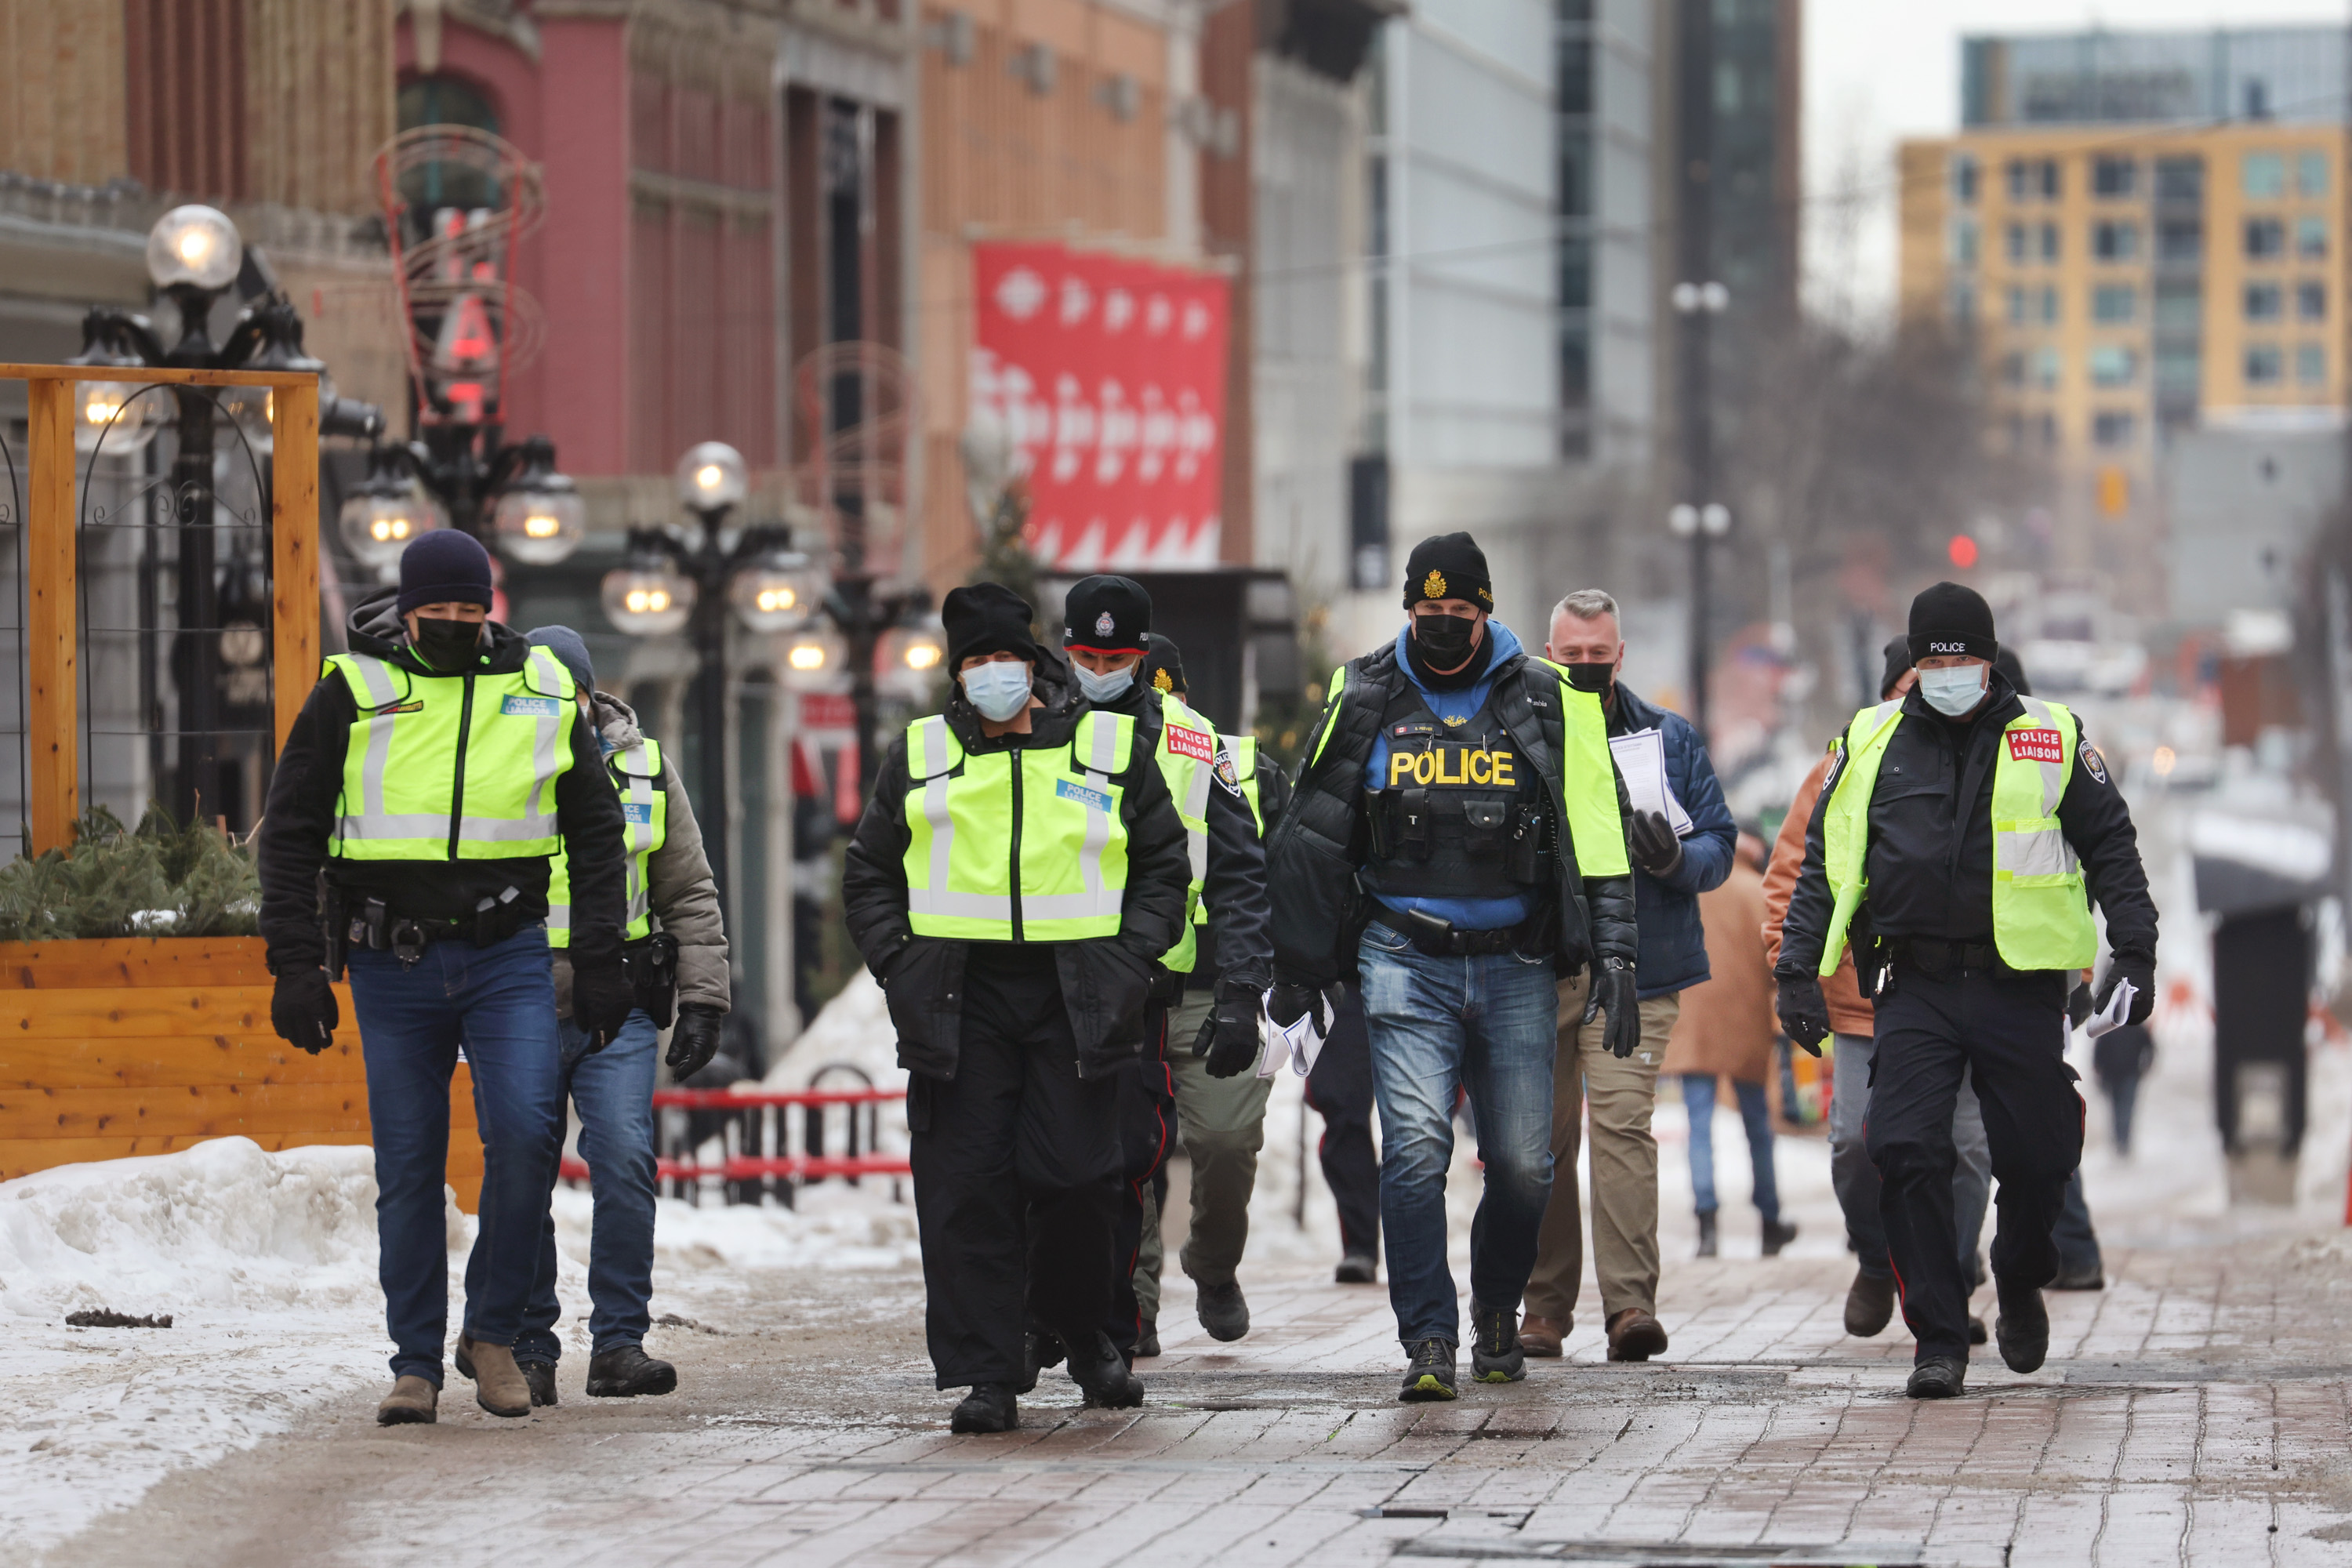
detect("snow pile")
[763,968,903,1091]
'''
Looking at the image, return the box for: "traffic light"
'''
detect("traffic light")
[2096,466,2129,517]
[1947,533,1979,569]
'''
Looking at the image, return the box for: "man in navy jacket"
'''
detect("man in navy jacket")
[1519,590,1737,1361]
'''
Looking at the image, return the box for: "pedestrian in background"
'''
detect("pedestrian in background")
[2094,1022,2154,1156]
[1519,590,1735,1363]
[1307,986,1382,1284]
[1664,831,1795,1259]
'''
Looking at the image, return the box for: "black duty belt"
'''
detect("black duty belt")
[1377,909,1550,959]
[343,887,530,966]
[1886,937,2006,976]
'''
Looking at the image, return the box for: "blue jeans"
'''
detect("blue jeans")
[1356,921,1558,1348]
[347,927,566,1386]
[512,1011,662,1364]
[1682,1074,1778,1224]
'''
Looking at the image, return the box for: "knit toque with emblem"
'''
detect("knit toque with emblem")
[1139,632,1186,695]
[1401,532,1494,612]
[1062,575,1152,652]
[1906,580,1998,665]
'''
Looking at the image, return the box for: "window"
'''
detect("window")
[2155,345,2200,391]
[2245,344,2285,384]
[2296,216,2327,259]
[1952,153,1980,204]
[2006,158,2059,201]
[2033,346,2061,389]
[2155,157,2204,201]
[2245,281,2283,321]
[2092,411,2136,448]
[2093,157,2138,198]
[2298,281,2327,321]
[2006,285,2028,325]
[1951,219,1980,268]
[2244,152,2286,198]
[1949,283,1976,325]
[2154,279,2201,329]
[2000,285,2057,326]
[2034,412,2059,448]
[2089,345,2138,387]
[2092,221,2140,261]
[2158,220,2201,261]
[2246,217,2285,260]
[2298,343,2326,384]
[2092,284,2136,323]
[1999,350,2026,387]
[2005,223,2027,263]
[2297,150,2328,197]
[2039,222,2060,263]
[2041,286,2060,323]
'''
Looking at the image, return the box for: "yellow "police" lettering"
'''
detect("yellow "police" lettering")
[1390,751,1415,787]
[1387,746,1515,788]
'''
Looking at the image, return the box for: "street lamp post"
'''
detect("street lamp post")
[1672,0,1725,739]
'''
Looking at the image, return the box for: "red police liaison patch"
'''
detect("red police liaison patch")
[2006,728,2064,764]
[1164,724,1217,765]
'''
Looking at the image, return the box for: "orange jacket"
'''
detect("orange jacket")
[1761,750,1875,1038]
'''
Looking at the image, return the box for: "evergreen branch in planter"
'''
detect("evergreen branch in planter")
[0,804,262,942]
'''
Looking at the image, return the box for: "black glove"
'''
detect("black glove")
[1266,978,1328,1035]
[270,967,338,1054]
[1194,982,1265,1079]
[2092,952,2157,1026]
[572,959,637,1052]
[1588,957,1642,1059]
[2067,982,2094,1030]
[1628,810,1683,880]
[666,1003,724,1079]
[1776,975,1830,1056]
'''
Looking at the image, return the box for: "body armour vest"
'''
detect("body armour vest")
[1358,682,1552,903]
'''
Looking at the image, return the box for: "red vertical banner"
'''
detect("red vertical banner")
[971,242,1230,570]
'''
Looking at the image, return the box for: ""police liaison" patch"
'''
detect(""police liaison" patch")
[1056,778,1114,812]
[501,695,564,718]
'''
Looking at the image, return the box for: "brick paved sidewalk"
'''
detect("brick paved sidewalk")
[49,1228,2352,1568]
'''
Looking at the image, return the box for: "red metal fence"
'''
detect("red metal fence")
[558,1081,909,1207]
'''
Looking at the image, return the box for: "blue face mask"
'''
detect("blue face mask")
[1918,663,1987,717]
[1072,659,1136,704]
[960,660,1033,722]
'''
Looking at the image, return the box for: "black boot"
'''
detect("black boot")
[1335,1254,1377,1284]
[586,1344,678,1398]
[1134,1319,1161,1359]
[517,1360,559,1407]
[1065,1330,1145,1408]
[1695,1211,1719,1258]
[1020,1328,1064,1395]
[1762,1218,1798,1257]
[1468,1301,1525,1385]
[951,1383,1019,1433]
[1993,1276,2049,1374]
[1843,1269,1896,1337]
[1196,1280,1250,1342]
[1906,1356,1967,1399]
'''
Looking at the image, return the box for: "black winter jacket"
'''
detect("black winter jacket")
[256,589,630,977]
[1266,641,1639,984]
[840,666,1196,1080]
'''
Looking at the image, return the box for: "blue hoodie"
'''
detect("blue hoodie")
[1363,619,1535,931]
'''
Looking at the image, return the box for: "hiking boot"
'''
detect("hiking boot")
[1994,1277,2049,1374]
[1020,1327,1064,1395]
[586,1344,677,1398]
[517,1360,559,1407]
[1469,1301,1526,1384]
[376,1375,438,1425]
[1134,1320,1161,1359]
[1695,1211,1719,1258]
[950,1383,1018,1433]
[1065,1330,1145,1408]
[1906,1356,1967,1399]
[1968,1316,1988,1347]
[1517,1313,1568,1358]
[2052,1260,2106,1290]
[1399,1338,1457,1402]
[455,1335,532,1417]
[1843,1269,1896,1337]
[1762,1218,1798,1257]
[1606,1308,1668,1363]
[1196,1280,1250,1342]
[1335,1254,1377,1284]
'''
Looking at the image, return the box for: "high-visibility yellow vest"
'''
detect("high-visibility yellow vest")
[901,709,1138,942]
[1224,735,1263,835]
[324,646,576,862]
[1817,694,2098,975]
[1154,695,1218,974]
[547,735,667,947]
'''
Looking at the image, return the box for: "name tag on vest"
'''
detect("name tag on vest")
[1164,724,1216,764]
[1057,779,1113,813]
[2006,728,2063,764]
[502,695,562,718]
[622,802,654,824]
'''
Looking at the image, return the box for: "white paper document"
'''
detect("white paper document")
[2083,978,2137,1038]
[1607,729,1694,837]
[1259,993,1328,1079]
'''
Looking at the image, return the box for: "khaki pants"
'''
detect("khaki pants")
[1133,989,1275,1312]
[1523,974,1676,1324]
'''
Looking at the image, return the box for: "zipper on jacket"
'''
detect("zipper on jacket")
[1007,746,1025,941]
[447,671,477,861]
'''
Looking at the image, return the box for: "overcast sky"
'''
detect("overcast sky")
[1802,0,2352,326]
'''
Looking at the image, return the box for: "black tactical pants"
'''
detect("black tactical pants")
[1865,961,2082,1363]
[1102,1006,1177,1356]
[909,949,1120,1390]
[1307,985,1381,1264]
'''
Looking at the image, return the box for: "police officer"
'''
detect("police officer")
[257,532,634,1425]
[841,583,1193,1433]
[1777,582,2158,1399]
[503,626,730,1406]
[1056,590,1272,1358]
[1268,532,1640,1401]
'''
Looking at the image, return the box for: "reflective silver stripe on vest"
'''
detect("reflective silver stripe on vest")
[346,655,401,835]
[1076,713,1121,909]
[907,717,976,920]
[521,648,567,832]
[2001,696,2078,878]
[617,744,657,927]
[1176,724,1212,886]
[333,811,567,844]
[546,903,571,932]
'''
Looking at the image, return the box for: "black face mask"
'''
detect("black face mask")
[1412,612,1480,666]
[411,615,485,672]
[1565,662,1615,696]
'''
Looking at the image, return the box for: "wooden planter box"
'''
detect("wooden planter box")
[2,938,485,1210]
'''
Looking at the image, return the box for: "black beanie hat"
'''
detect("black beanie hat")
[1994,647,2031,697]
[1907,580,1998,665]
[1062,575,1152,652]
[1140,632,1186,696]
[524,626,596,693]
[397,528,495,615]
[1402,532,1494,612]
[942,582,1041,670]
[1878,635,1913,700]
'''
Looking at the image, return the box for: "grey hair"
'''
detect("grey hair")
[1550,589,1620,626]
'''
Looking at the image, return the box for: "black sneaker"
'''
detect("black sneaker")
[1134,1320,1161,1359]
[1197,1280,1250,1341]
[1762,1218,1798,1257]
[1469,1302,1525,1385]
[1968,1316,1988,1346]
[1993,1277,2049,1374]
[1335,1254,1377,1284]
[1399,1338,1457,1403]
[1906,1355,1967,1399]
[1695,1211,1719,1258]
[951,1382,1019,1433]
[586,1344,678,1398]
[1065,1330,1146,1409]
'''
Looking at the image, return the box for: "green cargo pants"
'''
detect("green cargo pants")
[1134,989,1274,1319]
